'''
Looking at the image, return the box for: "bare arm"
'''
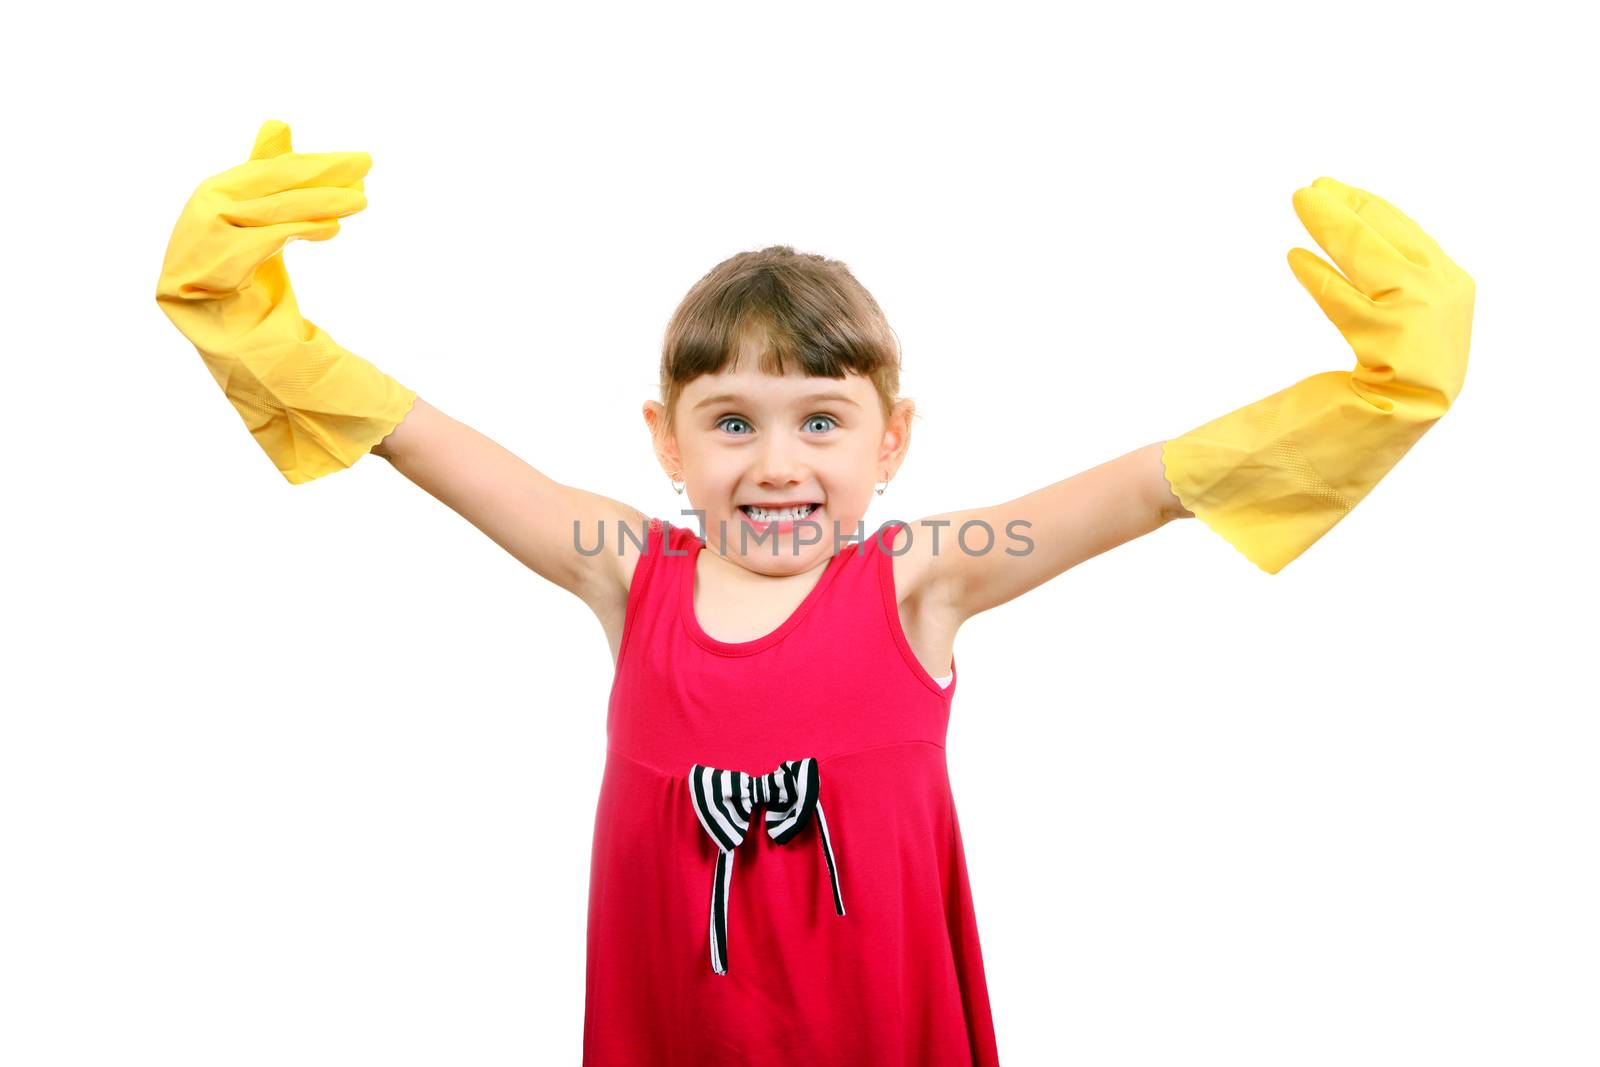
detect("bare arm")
[903,441,1193,623]
[372,397,647,611]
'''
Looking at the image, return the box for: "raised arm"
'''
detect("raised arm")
[373,397,646,608]
[900,441,1189,624]
[904,176,1474,624]
[154,119,648,617]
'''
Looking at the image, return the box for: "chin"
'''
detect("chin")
[728,509,832,563]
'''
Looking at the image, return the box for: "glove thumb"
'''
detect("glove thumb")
[1286,245,1373,342]
[250,120,294,161]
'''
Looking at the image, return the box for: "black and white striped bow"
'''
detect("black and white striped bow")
[687,758,846,975]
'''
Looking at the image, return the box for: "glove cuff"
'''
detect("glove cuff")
[1164,370,1448,574]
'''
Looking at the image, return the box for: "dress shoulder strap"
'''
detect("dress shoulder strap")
[614,516,692,668]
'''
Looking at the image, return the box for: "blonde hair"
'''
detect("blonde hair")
[657,245,904,438]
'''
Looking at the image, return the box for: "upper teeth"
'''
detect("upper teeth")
[744,504,817,522]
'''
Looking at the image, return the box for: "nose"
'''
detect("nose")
[751,436,806,490]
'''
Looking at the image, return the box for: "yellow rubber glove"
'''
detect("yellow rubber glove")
[155,120,416,484]
[1161,177,1475,574]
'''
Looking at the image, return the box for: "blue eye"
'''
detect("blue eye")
[716,414,838,436]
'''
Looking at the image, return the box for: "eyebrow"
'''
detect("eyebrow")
[691,391,863,412]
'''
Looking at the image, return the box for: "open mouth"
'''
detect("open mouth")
[738,503,821,524]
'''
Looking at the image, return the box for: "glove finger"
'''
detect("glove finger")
[1292,182,1412,301]
[223,186,368,227]
[1312,176,1429,238]
[1310,177,1441,269]
[1286,245,1388,366]
[250,119,294,161]
[208,151,371,201]
[170,218,341,297]
[228,217,344,279]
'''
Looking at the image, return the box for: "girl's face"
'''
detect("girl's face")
[646,364,913,575]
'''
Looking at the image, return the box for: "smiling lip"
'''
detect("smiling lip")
[738,504,821,531]
[739,501,820,509]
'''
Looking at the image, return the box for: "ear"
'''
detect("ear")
[878,398,915,477]
[642,400,682,476]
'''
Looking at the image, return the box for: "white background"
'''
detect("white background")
[3,2,1595,1064]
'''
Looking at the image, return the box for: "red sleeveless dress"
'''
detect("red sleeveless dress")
[584,516,1000,1065]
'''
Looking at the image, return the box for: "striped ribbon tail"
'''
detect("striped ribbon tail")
[710,838,735,975]
[814,799,846,917]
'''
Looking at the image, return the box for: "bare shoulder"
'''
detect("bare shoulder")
[880,517,966,681]
[580,501,657,614]
[883,517,960,624]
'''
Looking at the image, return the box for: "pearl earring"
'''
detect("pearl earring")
[874,475,888,496]
[670,470,685,494]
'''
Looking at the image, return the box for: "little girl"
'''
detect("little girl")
[155,120,1475,1065]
